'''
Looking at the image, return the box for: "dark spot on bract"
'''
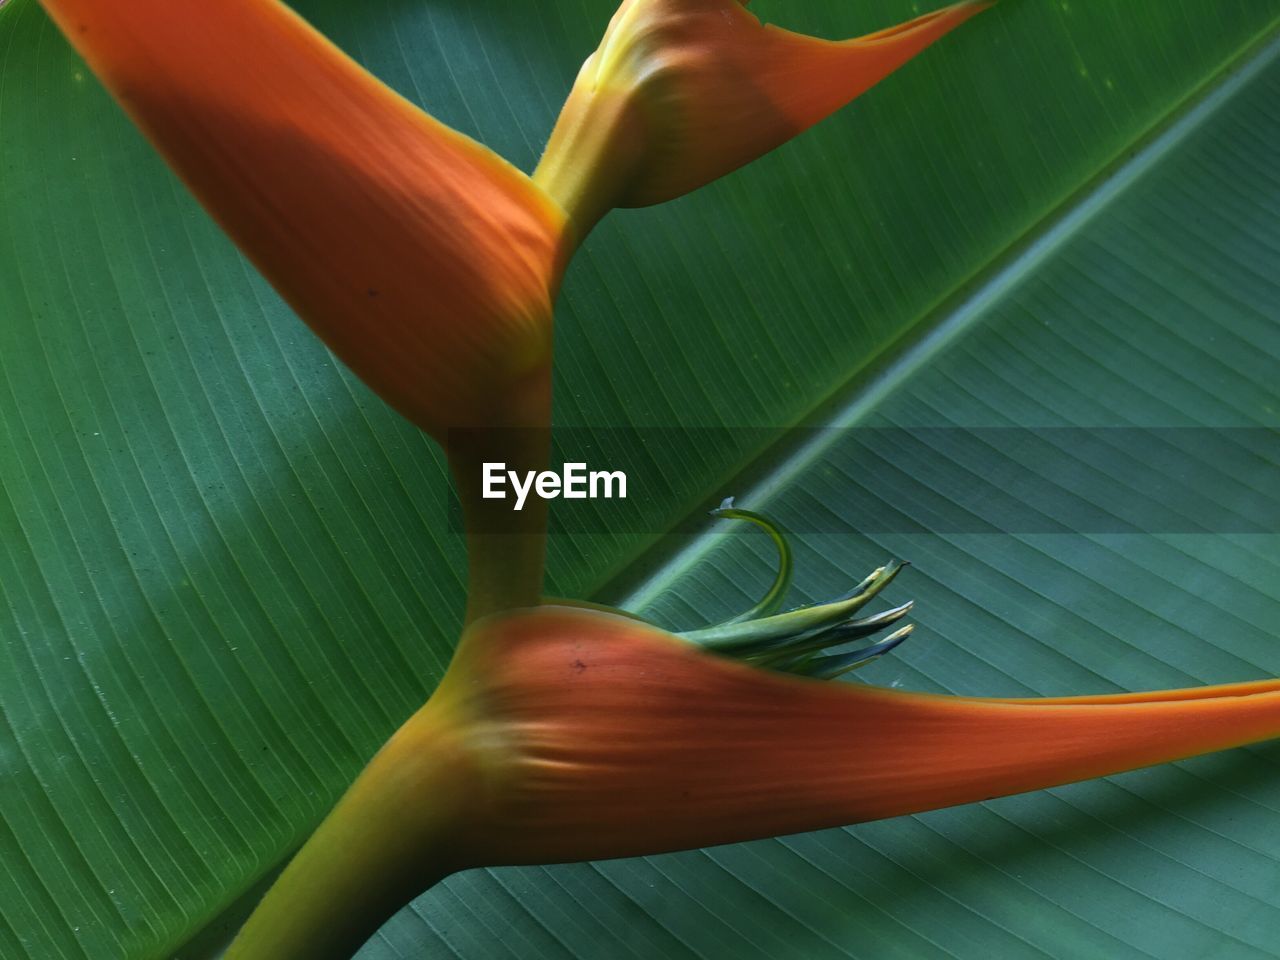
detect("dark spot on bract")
[571,659,587,673]
[367,288,379,298]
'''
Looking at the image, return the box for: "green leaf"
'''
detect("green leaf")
[2,1,1279,958]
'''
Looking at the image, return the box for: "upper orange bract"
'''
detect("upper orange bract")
[41,0,568,441]
[535,0,991,235]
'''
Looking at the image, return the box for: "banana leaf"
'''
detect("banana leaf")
[1,1,1279,958]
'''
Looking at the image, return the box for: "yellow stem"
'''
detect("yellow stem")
[533,79,645,243]
[225,701,476,960]
[447,426,551,624]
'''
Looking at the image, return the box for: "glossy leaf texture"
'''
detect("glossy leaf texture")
[1,1,1279,958]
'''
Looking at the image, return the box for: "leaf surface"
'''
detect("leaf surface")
[1,1,1279,958]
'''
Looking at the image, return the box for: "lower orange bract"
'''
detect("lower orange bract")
[227,606,1280,959]
[437,606,1280,864]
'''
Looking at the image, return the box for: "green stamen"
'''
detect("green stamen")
[682,559,907,649]
[706,497,794,624]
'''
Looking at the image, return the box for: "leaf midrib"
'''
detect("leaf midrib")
[604,17,1280,615]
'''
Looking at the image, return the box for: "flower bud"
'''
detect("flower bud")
[535,0,992,236]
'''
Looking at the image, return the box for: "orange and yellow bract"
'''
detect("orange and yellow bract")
[536,0,991,236]
[228,606,1280,959]
[448,608,1280,861]
[41,0,568,443]
[40,0,571,618]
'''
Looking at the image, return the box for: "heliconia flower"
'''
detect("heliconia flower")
[227,605,1280,959]
[39,0,569,616]
[534,0,992,237]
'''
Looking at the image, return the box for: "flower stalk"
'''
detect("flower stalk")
[224,707,473,960]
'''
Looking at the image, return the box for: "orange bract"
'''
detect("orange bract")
[228,605,1280,958]
[443,607,1280,863]
[41,0,567,441]
[536,0,991,235]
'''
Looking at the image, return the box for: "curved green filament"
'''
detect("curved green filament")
[613,496,914,680]
[709,497,794,625]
